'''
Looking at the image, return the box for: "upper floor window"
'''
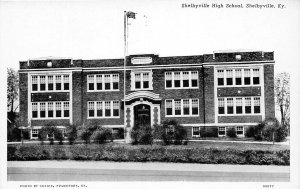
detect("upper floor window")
[217,68,261,87]
[31,75,70,92]
[87,74,119,92]
[131,72,152,90]
[217,97,261,115]
[165,99,199,117]
[88,100,120,118]
[165,71,198,89]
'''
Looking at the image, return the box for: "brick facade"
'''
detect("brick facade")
[18,50,275,139]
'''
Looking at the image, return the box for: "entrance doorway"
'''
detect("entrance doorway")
[134,104,151,128]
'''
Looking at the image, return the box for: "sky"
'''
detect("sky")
[0,0,299,75]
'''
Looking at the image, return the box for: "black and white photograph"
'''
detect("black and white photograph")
[1,0,300,188]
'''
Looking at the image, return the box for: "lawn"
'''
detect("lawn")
[7,141,290,165]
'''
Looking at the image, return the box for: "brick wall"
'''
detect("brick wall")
[19,73,28,126]
[264,64,275,119]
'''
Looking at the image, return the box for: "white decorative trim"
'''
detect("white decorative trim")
[124,91,161,101]
[181,123,258,127]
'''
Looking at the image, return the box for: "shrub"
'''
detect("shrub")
[131,124,153,145]
[7,127,21,141]
[261,118,287,142]
[112,128,124,139]
[245,126,255,138]
[226,127,237,138]
[38,127,48,144]
[91,127,113,144]
[200,127,218,137]
[154,120,188,145]
[77,124,101,144]
[66,124,77,145]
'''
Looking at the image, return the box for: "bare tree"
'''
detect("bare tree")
[7,68,19,113]
[274,72,290,132]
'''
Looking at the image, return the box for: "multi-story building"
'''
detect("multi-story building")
[18,50,275,140]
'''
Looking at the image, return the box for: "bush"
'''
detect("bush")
[261,118,287,142]
[91,128,113,144]
[245,126,255,138]
[200,127,218,137]
[77,124,101,144]
[7,127,21,141]
[154,120,188,145]
[38,126,64,145]
[112,128,125,139]
[131,124,153,145]
[66,124,77,145]
[226,127,237,138]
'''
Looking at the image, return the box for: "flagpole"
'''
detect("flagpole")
[123,11,127,142]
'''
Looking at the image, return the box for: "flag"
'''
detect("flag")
[127,11,136,19]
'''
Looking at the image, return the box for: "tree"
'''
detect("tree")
[274,72,290,134]
[7,68,19,113]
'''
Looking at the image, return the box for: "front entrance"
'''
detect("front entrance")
[134,104,151,128]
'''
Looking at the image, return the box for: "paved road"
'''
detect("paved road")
[7,161,290,181]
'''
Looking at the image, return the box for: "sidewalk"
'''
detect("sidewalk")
[7,160,290,173]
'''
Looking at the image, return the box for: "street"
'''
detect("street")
[7,161,290,181]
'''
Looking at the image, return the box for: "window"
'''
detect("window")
[32,103,38,118]
[254,97,260,113]
[112,74,119,90]
[217,70,224,86]
[56,102,62,117]
[227,98,234,114]
[96,75,103,90]
[165,72,172,88]
[218,127,226,136]
[88,75,95,90]
[217,68,261,87]
[236,126,244,136]
[174,100,181,115]
[218,98,225,114]
[40,103,46,118]
[253,69,260,85]
[32,129,38,138]
[32,76,38,91]
[104,75,111,90]
[135,73,141,89]
[56,75,62,90]
[143,73,149,89]
[192,99,199,115]
[165,71,198,89]
[192,127,200,137]
[40,76,46,91]
[105,101,111,117]
[226,70,233,85]
[245,97,252,114]
[165,99,199,116]
[166,100,173,115]
[48,102,54,117]
[174,72,181,88]
[218,97,261,115]
[182,72,189,87]
[113,101,120,116]
[235,69,242,85]
[236,98,243,114]
[244,69,251,85]
[63,75,69,90]
[191,71,198,87]
[132,72,151,90]
[96,102,103,117]
[88,101,120,118]
[48,76,53,91]
[183,99,190,115]
[88,102,95,117]
[63,102,69,117]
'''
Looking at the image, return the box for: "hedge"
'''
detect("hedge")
[7,144,289,165]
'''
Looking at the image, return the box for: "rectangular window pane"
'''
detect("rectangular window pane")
[253,69,260,85]
[244,69,251,85]
[166,100,173,115]
[48,102,53,117]
[56,75,62,90]
[174,72,180,88]
[56,102,61,117]
[219,127,225,135]
[236,126,244,135]
[88,102,95,117]
[135,73,141,89]
[191,71,198,87]
[227,98,233,114]
[165,72,172,88]
[192,99,198,115]
[40,102,46,118]
[254,97,260,113]
[236,98,243,114]
[113,101,119,116]
[245,97,251,113]
[183,99,189,115]
[235,69,242,85]
[40,76,46,91]
[217,70,224,86]
[226,70,233,85]
[105,101,111,117]
[63,102,69,117]
[174,100,181,115]
[48,76,53,90]
[96,75,103,90]
[63,75,69,90]
[143,73,149,89]
[112,74,119,90]
[193,127,200,137]
[183,72,189,87]
[32,103,38,118]
[218,98,225,114]
[96,102,103,117]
